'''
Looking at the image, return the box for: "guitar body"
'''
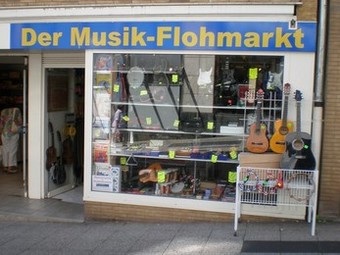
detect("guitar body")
[280,90,315,170]
[246,90,269,153]
[270,83,293,154]
[62,136,73,165]
[46,121,57,170]
[138,163,162,183]
[52,131,67,185]
[246,123,269,153]
[280,131,316,170]
[270,119,294,154]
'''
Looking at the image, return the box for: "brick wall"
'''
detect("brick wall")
[84,201,234,222]
[0,0,317,22]
[84,201,293,223]
[319,1,340,219]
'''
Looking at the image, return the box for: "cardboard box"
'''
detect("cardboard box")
[200,181,217,190]
[238,152,282,169]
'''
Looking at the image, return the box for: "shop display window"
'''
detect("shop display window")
[91,53,284,201]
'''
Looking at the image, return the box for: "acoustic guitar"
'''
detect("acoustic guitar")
[280,90,316,170]
[246,90,269,153]
[46,121,57,170]
[270,83,294,153]
[52,131,67,185]
[138,163,162,183]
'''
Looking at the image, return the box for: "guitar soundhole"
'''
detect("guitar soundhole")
[292,139,304,151]
[279,126,289,135]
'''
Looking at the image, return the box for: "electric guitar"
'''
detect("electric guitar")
[280,90,316,170]
[246,90,269,153]
[270,83,294,153]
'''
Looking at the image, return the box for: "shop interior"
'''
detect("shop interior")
[0,56,85,204]
[0,56,27,197]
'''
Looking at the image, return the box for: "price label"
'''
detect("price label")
[168,150,175,159]
[229,150,238,160]
[249,68,258,80]
[140,90,148,96]
[146,117,152,125]
[122,115,130,121]
[207,121,214,130]
[171,74,179,83]
[211,154,218,163]
[173,119,180,127]
[120,157,127,165]
[228,171,237,183]
[157,171,166,183]
[113,84,120,92]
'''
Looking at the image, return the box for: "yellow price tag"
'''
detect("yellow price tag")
[122,115,130,121]
[140,90,148,96]
[169,150,175,159]
[173,120,179,127]
[113,84,120,92]
[211,154,218,163]
[120,157,127,165]
[171,74,179,83]
[146,117,152,125]
[207,121,214,130]
[249,68,258,80]
[229,150,238,160]
[228,171,237,183]
[158,171,166,183]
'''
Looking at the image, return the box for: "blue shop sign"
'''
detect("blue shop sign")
[10,21,316,52]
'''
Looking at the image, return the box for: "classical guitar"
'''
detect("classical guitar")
[138,163,162,183]
[46,121,57,170]
[246,90,269,153]
[270,83,294,153]
[280,90,316,170]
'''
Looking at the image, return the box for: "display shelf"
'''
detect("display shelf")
[91,53,284,202]
[0,66,24,112]
[108,152,239,164]
[112,101,281,111]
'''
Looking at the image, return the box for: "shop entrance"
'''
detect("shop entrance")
[45,68,84,202]
[0,56,28,197]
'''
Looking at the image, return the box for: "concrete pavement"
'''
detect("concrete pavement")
[0,190,339,254]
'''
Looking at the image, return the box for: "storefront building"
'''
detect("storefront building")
[0,1,326,222]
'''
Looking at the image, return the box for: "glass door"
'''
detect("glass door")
[45,68,84,197]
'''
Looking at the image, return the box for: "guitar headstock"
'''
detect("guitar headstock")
[256,89,265,103]
[246,90,255,104]
[283,83,291,95]
[48,121,54,133]
[56,130,62,142]
[294,90,303,102]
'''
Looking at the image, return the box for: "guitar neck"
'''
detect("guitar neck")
[296,101,302,139]
[281,94,289,127]
[255,101,262,131]
[51,134,55,147]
